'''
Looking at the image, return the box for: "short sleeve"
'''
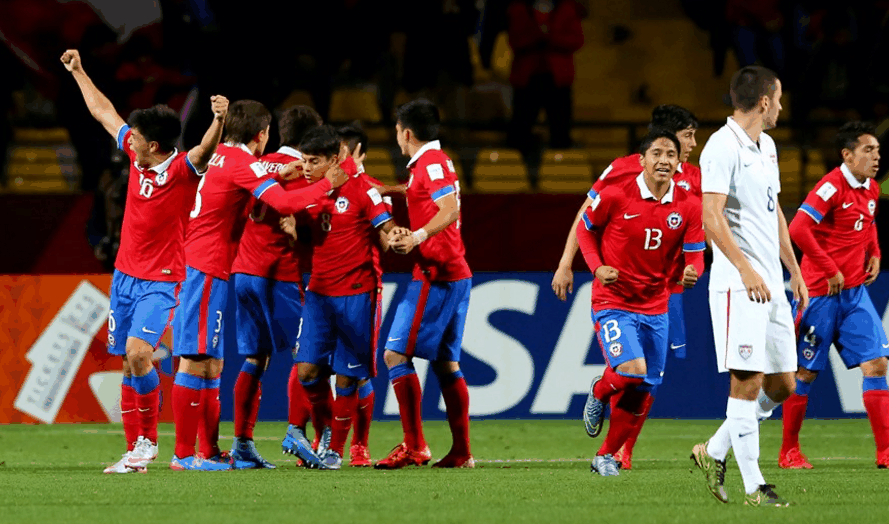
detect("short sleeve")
[799,178,839,224]
[700,138,734,195]
[581,191,613,231]
[682,198,706,252]
[365,186,392,228]
[233,159,279,199]
[422,160,456,201]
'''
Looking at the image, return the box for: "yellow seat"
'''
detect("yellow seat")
[10,147,57,162]
[13,127,70,143]
[329,87,382,122]
[8,177,71,193]
[587,147,632,179]
[473,149,529,193]
[7,162,63,177]
[539,150,593,193]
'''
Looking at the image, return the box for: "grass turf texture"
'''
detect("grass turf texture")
[0,419,885,524]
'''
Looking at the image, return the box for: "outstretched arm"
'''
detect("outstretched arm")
[187,96,229,173]
[60,50,125,138]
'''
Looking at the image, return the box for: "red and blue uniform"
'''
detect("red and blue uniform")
[790,164,888,371]
[231,146,311,357]
[294,160,393,378]
[175,142,330,359]
[577,173,705,389]
[107,124,200,355]
[588,155,702,358]
[384,141,472,362]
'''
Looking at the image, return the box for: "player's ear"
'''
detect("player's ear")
[638,153,644,167]
[148,140,160,154]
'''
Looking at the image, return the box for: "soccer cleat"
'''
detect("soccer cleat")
[778,447,813,469]
[281,425,325,469]
[319,449,343,470]
[583,376,606,438]
[208,450,254,470]
[349,444,372,467]
[170,455,232,471]
[690,441,729,503]
[590,454,620,476]
[103,451,146,474]
[744,484,791,507]
[877,449,889,469]
[315,426,332,457]
[230,437,276,469]
[431,453,475,469]
[374,443,432,469]
[614,445,632,470]
[126,436,158,470]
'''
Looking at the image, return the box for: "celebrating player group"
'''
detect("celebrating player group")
[63,45,887,499]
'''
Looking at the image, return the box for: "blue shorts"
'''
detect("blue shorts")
[233,274,304,357]
[594,308,669,389]
[173,266,229,359]
[795,285,889,372]
[668,293,687,357]
[107,270,179,355]
[384,278,471,362]
[294,290,380,378]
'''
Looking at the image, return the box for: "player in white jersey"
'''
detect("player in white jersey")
[689,66,808,507]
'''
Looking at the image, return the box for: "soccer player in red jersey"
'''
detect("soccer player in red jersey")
[553,105,700,470]
[170,101,348,471]
[376,99,474,470]
[782,122,889,469]
[290,125,396,470]
[228,105,323,469]
[61,49,228,474]
[576,129,705,477]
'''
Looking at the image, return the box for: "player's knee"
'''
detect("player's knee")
[384,350,409,368]
[206,358,223,378]
[861,357,888,377]
[121,356,132,377]
[615,358,646,377]
[124,337,154,371]
[297,362,320,383]
[335,375,357,390]
[796,367,818,383]
[246,355,270,372]
[431,360,459,375]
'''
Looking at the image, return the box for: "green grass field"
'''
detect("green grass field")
[0,419,885,524]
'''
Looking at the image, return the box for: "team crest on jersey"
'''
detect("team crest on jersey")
[335,196,350,213]
[869,200,876,215]
[212,335,219,349]
[677,180,690,191]
[738,344,753,360]
[608,342,623,357]
[802,348,815,361]
[666,212,683,230]
[155,172,168,186]
[107,334,115,347]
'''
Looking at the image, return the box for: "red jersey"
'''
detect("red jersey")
[792,165,881,297]
[578,174,705,315]
[302,164,393,296]
[589,155,702,293]
[590,154,701,200]
[230,146,310,282]
[114,124,201,282]
[405,141,472,282]
[185,142,330,280]
[358,165,393,287]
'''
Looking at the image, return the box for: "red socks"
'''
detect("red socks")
[593,367,643,402]
[390,363,427,450]
[172,373,203,458]
[439,372,471,456]
[302,378,333,432]
[120,378,138,451]
[288,364,311,428]
[599,389,649,456]
[330,387,359,455]
[781,393,809,452]
[352,383,374,448]
[198,378,221,458]
[234,364,262,439]
[616,393,654,454]
[863,389,889,453]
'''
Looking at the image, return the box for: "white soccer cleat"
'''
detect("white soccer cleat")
[103,451,146,474]
[126,436,159,469]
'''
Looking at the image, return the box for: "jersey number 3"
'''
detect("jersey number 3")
[644,228,662,250]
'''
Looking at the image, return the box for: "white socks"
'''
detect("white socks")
[706,420,732,461]
[727,397,766,494]
[756,388,780,421]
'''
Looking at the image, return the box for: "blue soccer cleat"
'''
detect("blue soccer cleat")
[583,375,606,438]
[170,455,232,471]
[315,427,332,457]
[591,454,620,477]
[319,449,342,470]
[230,438,276,469]
[282,425,325,469]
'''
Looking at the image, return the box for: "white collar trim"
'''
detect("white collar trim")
[725,117,759,150]
[225,141,255,156]
[407,140,442,167]
[636,172,675,203]
[137,149,178,173]
[840,163,870,189]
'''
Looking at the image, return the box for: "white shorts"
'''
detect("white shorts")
[709,288,797,374]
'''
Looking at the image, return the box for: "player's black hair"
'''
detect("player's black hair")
[649,105,698,133]
[395,98,440,142]
[338,122,368,157]
[729,66,779,112]
[298,124,341,158]
[279,105,322,148]
[224,100,272,144]
[835,121,877,156]
[639,128,681,157]
[126,105,181,153]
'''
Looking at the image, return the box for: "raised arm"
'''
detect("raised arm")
[187,96,229,173]
[60,50,125,138]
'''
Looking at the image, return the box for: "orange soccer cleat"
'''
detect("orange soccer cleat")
[778,447,813,469]
[373,443,432,469]
[349,444,372,467]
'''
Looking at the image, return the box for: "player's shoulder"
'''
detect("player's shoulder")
[810,167,844,197]
[701,125,735,151]
[416,150,455,181]
[681,162,701,177]
[675,185,702,208]
[596,182,631,207]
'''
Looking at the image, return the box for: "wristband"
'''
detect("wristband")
[412,228,428,244]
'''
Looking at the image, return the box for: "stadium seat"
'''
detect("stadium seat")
[587,147,630,179]
[363,149,399,186]
[778,147,802,207]
[538,150,593,193]
[329,87,382,123]
[472,149,530,193]
[13,127,70,143]
[5,144,75,193]
[443,148,470,192]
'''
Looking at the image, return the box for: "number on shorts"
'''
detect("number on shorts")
[321,213,332,232]
[855,214,865,231]
[214,310,223,333]
[601,319,622,343]
[767,187,775,212]
[644,228,662,250]
[108,309,116,332]
[190,176,207,218]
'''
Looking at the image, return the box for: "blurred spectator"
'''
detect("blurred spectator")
[682,0,731,76]
[725,0,786,77]
[505,0,584,156]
